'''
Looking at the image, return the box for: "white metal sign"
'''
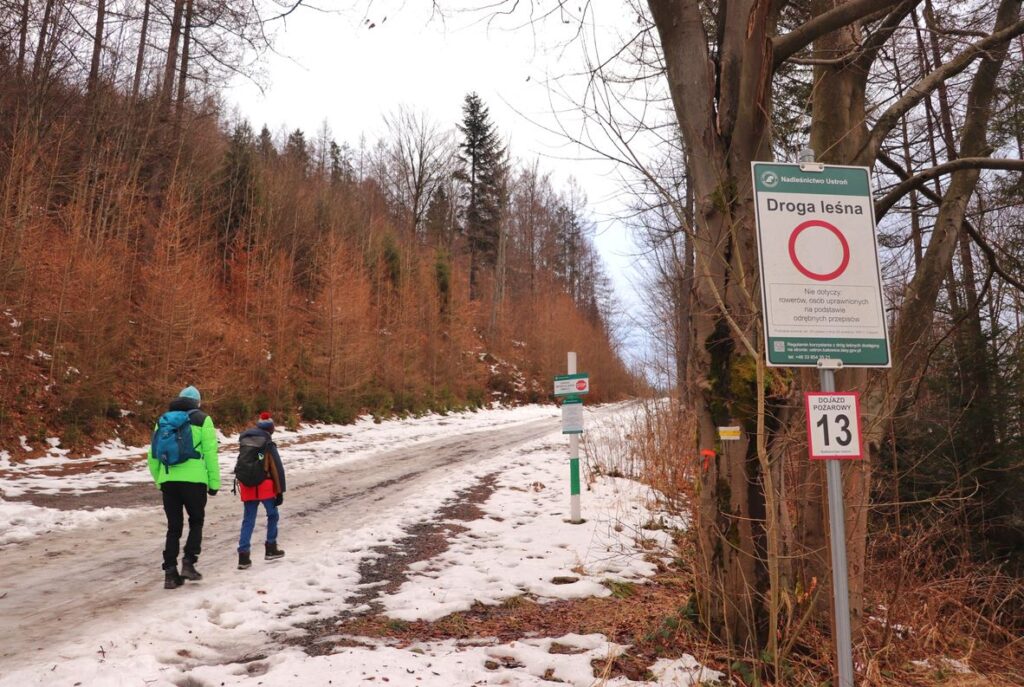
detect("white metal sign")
[554,373,589,396]
[561,398,584,434]
[752,162,890,368]
[805,392,862,460]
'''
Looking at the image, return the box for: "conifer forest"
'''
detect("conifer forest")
[2,1,1024,686]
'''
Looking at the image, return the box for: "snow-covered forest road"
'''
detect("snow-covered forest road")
[1,410,554,668]
[0,404,722,686]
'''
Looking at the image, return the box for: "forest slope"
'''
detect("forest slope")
[0,36,634,452]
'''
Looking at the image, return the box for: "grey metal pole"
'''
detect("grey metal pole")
[819,359,854,687]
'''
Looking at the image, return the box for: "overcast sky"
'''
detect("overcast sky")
[226,1,658,362]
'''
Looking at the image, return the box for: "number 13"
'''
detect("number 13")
[816,413,852,446]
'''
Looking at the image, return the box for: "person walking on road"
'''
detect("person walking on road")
[148,385,220,589]
[234,412,286,570]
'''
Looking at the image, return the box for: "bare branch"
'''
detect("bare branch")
[265,1,329,23]
[772,0,911,68]
[853,0,919,72]
[875,157,1024,220]
[862,17,1024,163]
[878,153,1024,293]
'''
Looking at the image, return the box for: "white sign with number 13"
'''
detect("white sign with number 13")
[805,392,862,460]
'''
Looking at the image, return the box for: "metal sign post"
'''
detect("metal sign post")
[819,358,854,687]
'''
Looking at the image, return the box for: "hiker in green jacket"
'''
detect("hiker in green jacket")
[148,385,220,589]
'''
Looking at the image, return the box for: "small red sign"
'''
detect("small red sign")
[575,380,587,391]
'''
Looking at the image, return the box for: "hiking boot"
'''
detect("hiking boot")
[181,559,203,581]
[238,551,251,570]
[265,542,285,560]
[164,568,185,589]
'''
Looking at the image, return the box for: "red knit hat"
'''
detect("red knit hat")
[257,411,275,432]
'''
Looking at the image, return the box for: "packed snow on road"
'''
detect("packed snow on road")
[0,403,723,686]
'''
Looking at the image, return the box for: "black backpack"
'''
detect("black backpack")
[234,434,269,487]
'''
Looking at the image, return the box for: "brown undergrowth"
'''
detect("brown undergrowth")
[591,398,1024,686]
[293,534,1022,686]
[855,523,1024,687]
[302,554,734,684]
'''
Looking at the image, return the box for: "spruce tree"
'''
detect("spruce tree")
[217,121,259,276]
[424,186,454,248]
[285,128,310,175]
[455,92,504,300]
[328,140,354,185]
[257,125,276,161]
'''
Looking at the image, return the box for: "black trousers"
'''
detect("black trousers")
[161,481,208,570]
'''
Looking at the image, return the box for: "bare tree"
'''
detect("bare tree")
[379,106,454,238]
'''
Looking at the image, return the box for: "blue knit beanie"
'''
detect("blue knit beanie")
[179,386,201,403]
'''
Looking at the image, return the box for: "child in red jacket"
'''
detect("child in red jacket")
[235,412,286,569]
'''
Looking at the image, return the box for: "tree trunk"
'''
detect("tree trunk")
[132,0,152,102]
[648,0,776,652]
[88,0,107,95]
[675,165,695,398]
[491,214,507,335]
[672,232,693,398]
[922,10,1002,539]
[32,0,55,82]
[161,0,186,110]
[174,0,194,124]
[16,0,30,79]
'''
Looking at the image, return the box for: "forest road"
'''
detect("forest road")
[0,412,579,673]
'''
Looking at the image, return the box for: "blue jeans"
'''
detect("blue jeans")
[238,499,279,553]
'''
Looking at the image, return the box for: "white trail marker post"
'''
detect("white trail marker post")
[554,352,587,524]
[753,154,887,687]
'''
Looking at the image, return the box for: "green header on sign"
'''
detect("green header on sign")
[554,373,589,381]
[767,337,889,366]
[561,396,583,405]
[753,163,870,197]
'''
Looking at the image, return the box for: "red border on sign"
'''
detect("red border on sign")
[804,391,862,460]
[788,220,851,281]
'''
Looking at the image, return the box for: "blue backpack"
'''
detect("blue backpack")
[151,410,201,472]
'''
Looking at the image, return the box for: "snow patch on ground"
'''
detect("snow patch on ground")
[0,497,135,546]
[182,634,724,687]
[650,655,728,685]
[910,656,974,675]
[383,457,680,621]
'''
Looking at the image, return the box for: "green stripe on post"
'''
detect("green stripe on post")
[570,457,580,495]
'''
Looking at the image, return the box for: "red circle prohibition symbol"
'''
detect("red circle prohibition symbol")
[788,219,850,281]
